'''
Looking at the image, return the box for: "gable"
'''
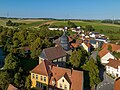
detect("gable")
[102,52,114,60]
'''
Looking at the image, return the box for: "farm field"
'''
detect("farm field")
[0,19,120,40]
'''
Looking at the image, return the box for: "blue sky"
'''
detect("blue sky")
[0,0,120,19]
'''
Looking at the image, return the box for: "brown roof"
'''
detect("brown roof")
[98,48,109,58]
[84,42,91,48]
[42,46,67,61]
[76,39,83,44]
[102,43,120,52]
[106,59,120,69]
[71,43,80,48]
[68,36,73,42]
[50,66,83,90]
[31,60,83,90]
[7,84,18,90]
[114,78,120,90]
[31,60,55,76]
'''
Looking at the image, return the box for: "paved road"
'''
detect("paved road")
[96,72,114,90]
[91,51,98,60]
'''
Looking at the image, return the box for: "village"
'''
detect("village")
[5,24,120,90]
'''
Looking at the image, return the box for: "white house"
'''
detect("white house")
[106,59,120,78]
[98,49,115,64]
[48,28,64,31]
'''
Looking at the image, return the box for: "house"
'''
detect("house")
[48,28,64,31]
[39,45,67,67]
[114,78,120,90]
[71,43,80,48]
[98,49,115,64]
[102,43,120,52]
[7,84,18,90]
[90,40,99,48]
[106,59,120,78]
[31,60,83,90]
[81,42,92,52]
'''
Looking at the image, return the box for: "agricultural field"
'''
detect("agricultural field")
[0,19,120,41]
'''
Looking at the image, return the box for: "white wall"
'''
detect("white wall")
[57,76,70,90]
[101,53,114,64]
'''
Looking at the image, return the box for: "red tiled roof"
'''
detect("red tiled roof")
[50,66,83,90]
[43,46,67,61]
[31,60,83,90]
[71,43,80,48]
[7,84,18,90]
[102,43,120,52]
[68,36,73,42]
[31,60,55,76]
[76,39,83,44]
[114,78,120,90]
[98,48,109,58]
[106,59,120,69]
[84,42,91,48]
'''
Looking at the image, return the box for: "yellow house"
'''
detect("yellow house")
[81,42,91,52]
[31,60,83,90]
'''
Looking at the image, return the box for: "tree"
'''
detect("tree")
[82,58,101,88]
[68,21,77,28]
[6,20,13,26]
[85,25,95,32]
[107,45,112,52]
[30,38,42,59]
[14,72,21,87]
[25,75,31,90]
[4,53,19,70]
[0,71,10,90]
[70,49,82,68]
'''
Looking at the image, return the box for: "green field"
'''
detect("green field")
[0,19,120,40]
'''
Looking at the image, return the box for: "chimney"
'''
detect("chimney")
[71,68,73,75]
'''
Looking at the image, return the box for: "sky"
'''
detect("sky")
[0,0,120,19]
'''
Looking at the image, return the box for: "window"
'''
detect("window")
[32,74,34,79]
[40,76,43,81]
[36,75,38,80]
[60,83,62,89]
[44,77,46,82]
[64,85,67,90]
[62,79,64,82]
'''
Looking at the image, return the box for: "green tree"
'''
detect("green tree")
[70,49,82,68]
[4,53,19,70]
[31,38,42,59]
[0,71,10,90]
[85,25,95,32]
[6,20,13,26]
[82,58,101,88]
[107,45,112,52]
[68,21,77,28]
[25,75,31,90]
[14,72,21,87]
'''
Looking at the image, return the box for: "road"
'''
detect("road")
[96,72,114,90]
[91,51,98,60]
